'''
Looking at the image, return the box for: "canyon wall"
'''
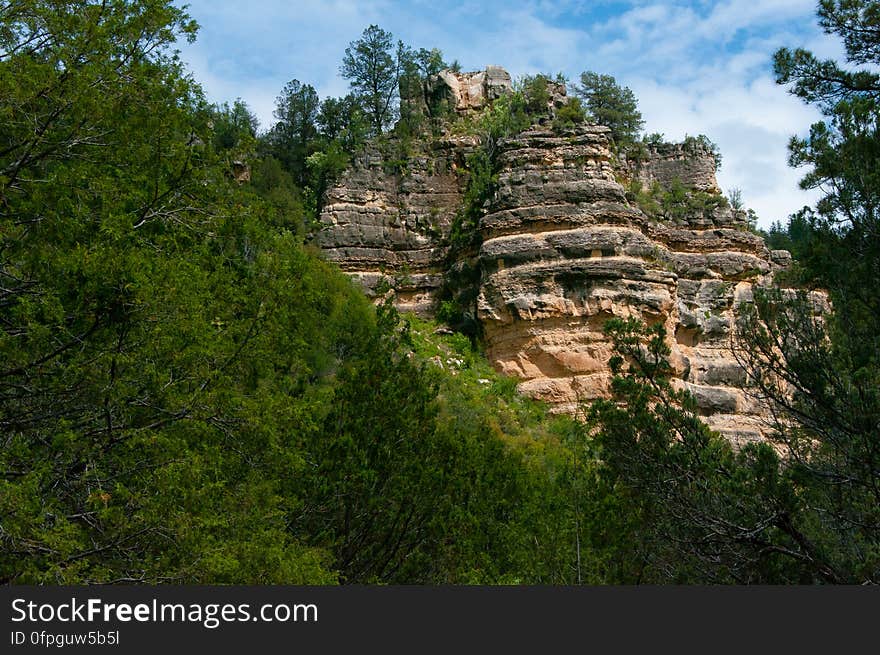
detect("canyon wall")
[315,133,478,315]
[317,68,790,443]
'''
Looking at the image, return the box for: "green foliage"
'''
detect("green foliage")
[455,88,534,193]
[588,1,880,585]
[626,179,662,216]
[588,319,851,583]
[0,0,362,582]
[520,74,552,115]
[450,150,495,247]
[513,73,573,125]
[477,88,532,147]
[553,97,587,132]
[399,46,449,115]
[769,0,880,439]
[0,2,629,586]
[736,289,880,583]
[574,71,644,148]
[13,5,877,588]
[413,47,448,77]
[773,1,880,112]
[316,94,368,151]
[242,156,306,234]
[266,79,320,186]
[438,90,534,336]
[715,1,880,584]
[264,87,368,223]
[761,214,813,260]
[287,300,441,583]
[627,178,728,222]
[340,25,406,135]
[2,3,538,587]
[305,141,349,218]
[625,133,667,167]
[399,316,616,584]
[212,98,259,153]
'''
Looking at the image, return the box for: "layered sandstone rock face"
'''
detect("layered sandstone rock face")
[624,141,721,194]
[315,134,477,315]
[477,125,782,443]
[318,67,787,443]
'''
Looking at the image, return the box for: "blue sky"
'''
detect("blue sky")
[174,0,842,228]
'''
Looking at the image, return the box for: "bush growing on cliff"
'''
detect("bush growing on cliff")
[553,98,588,132]
[520,74,552,115]
[439,89,532,335]
[628,178,728,222]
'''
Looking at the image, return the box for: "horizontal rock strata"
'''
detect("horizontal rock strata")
[318,68,793,442]
[316,134,478,315]
[476,125,781,443]
[624,141,721,194]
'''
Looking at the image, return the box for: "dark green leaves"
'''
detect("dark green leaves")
[574,71,644,148]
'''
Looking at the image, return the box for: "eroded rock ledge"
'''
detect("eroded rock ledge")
[317,67,791,443]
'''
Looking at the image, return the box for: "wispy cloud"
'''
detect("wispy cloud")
[174,0,839,226]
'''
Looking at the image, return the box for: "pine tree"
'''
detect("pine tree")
[574,71,644,147]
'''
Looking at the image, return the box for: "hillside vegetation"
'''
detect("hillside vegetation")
[1,0,878,584]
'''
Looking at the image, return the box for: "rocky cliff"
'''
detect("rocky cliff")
[315,133,479,315]
[317,67,791,443]
[624,140,721,194]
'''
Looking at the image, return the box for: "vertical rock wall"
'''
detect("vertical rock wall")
[315,134,477,315]
[317,67,791,443]
[624,141,721,194]
[476,125,782,443]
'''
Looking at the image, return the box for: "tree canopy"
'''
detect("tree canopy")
[340,25,406,135]
[0,6,595,584]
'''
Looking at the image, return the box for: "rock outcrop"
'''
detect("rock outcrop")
[475,124,780,443]
[317,67,790,443]
[423,66,513,115]
[624,141,721,194]
[315,134,479,315]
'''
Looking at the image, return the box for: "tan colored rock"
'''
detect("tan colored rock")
[232,160,250,183]
[317,76,795,442]
[424,66,513,114]
[316,135,477,315]
[473,125,785,440]
[624,141,721,194]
